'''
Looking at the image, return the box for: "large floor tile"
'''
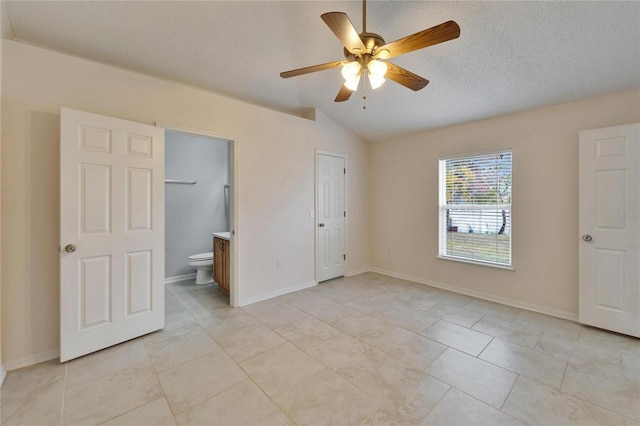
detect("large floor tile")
[361,408,414,425]
[376,305,439,333]
[214,323,286,362]
[578,326,640,358]
[295,297,361,324]
[1,377,64,426]
[334,314,396,344]
[304,333,387,378]
[273,368,378,425]
[421,388,523,426]
[239,342,325,397]
[503,376,625,425]
[197,310,261,338]
[175,380,290,425]
[423,303,484,328]
[561,363,640,421]
[623,354,640,384]
[426,348,517,409]
[274,316,342,350]
[513,309,581,340]
[62,365,163,425]
[101,397,177,426]
[462,299,521,322]
[345,356,449,423]
[241,301,307,328]
[66,339,151,387]
[535,332,623,373]
[480,338,567,389]
[472,316,542,349]
[420,320,493,356]
[1,360,65,395]
[158,351,247,414]
[306,278,360,302]
[144,327,221,372]
[366,327,447,370]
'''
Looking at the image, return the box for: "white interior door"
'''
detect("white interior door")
[317,153,346,282]
[579,123,640,338]
[60,107,165,362]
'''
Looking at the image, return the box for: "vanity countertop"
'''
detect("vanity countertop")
[212,232,231,241]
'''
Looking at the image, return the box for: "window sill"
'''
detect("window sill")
[436,256,515,271]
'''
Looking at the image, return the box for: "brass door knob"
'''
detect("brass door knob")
[65,244,77,253]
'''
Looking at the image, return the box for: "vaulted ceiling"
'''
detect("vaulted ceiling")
[3,1,640,142]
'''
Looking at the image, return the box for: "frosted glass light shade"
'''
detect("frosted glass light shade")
[341,61,361,80]
[344,74,360,91]
[367,60,388,89]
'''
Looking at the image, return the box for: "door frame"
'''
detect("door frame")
[157,122,239,307]
[315,150,347,284]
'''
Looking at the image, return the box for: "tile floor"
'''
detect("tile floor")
[2,272,639,425]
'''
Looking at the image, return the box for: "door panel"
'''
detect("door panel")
[60,107,165,362]
[579,123,639,337]
[317,153,345,282]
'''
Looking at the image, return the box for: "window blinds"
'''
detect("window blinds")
[439,151,512,267]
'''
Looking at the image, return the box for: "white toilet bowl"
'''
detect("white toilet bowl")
[188,252,214,285]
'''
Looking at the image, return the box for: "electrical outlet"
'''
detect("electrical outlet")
[277,259,284,268]
[309,210,315,218]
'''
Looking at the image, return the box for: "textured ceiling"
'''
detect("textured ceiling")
[4,1,640,142]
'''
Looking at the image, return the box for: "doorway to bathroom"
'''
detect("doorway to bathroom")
[161,125,235,306]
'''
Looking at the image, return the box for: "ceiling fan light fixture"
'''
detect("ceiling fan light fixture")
[344,73,361,91]
[341,61,361,80]
[367,59,388,89]
[341,61,362,91]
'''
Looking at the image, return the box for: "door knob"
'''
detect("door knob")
[318,223,325,227]
[65,244,77,253]
[582,235,593,242]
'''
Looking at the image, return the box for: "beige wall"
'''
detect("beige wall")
[1,40,370,368]
[370,88,640,319]
[0,2,4,383]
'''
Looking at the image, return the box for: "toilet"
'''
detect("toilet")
[188,252,214,285]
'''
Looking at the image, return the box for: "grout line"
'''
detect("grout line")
[499,374,520,411]
[59,362,68,426]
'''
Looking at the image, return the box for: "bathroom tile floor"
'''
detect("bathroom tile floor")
[2,272,639,425]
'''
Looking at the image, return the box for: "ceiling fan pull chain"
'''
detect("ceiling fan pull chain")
[362,69,368,109]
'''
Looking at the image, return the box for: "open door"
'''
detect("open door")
[579,123,640,338]
[60,108,165,362]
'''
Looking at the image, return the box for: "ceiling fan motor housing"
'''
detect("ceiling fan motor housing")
[343,32,386,61]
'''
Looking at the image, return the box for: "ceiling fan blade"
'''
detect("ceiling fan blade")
[321,12,367,54]
[375,21,460,59]
[385,62,429,91]
[280,60,345,78]
[334,85,353,102]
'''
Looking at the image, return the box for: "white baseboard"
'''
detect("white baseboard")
[3,349,60,372]
[164,273,196,284]
[239,280,317,307]
[346,266,372,277]
[369,267,579,322]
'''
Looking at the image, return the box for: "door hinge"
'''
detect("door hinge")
[343,254,346,260]
[343,211,346,217]
[343,168,346,174]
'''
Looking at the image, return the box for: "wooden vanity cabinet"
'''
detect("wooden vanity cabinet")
[213,237,230,295]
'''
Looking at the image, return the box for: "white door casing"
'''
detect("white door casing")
[317,153,346,282]
[579,123,640,338]
[60,108,165,362]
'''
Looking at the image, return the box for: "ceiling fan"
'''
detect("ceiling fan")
[280,0,461,103]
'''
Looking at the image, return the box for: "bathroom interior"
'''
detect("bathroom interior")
[164,130,232,301]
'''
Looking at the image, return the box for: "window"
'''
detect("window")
[439,150,512,267]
